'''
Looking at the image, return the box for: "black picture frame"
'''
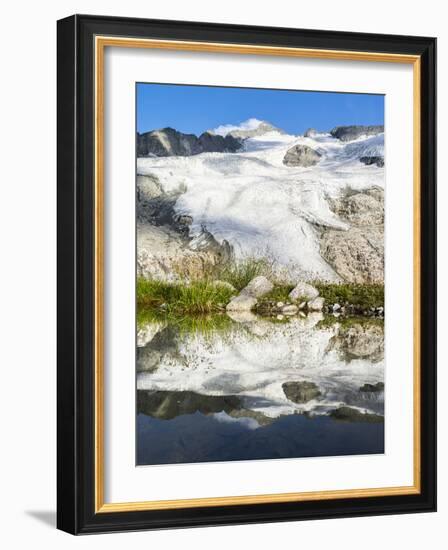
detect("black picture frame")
[57,14,436,534]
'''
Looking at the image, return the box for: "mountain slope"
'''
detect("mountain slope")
[137,124,385,282]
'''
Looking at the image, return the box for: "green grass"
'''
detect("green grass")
[257,284,295,304]
[314,282,384,309]
[215,258,273,291]
[137,277,234,315]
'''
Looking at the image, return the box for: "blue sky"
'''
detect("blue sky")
[137,83,384,136]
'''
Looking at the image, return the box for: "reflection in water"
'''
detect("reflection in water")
[137,314,384,465]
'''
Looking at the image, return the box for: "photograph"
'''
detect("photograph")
[135,83,386,466]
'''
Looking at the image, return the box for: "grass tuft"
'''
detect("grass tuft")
[137,278,234,315]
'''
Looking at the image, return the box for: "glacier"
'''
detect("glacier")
[137,123,384,281]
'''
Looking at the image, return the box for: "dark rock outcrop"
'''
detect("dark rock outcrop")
[360,155,384,167]
[283,144,322,167]
[137,127,242,157]
[330,125,384,142]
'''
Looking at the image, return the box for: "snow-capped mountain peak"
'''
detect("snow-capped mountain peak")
[210,118,285,139]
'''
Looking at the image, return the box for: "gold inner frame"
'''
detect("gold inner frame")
[94,36,421,513]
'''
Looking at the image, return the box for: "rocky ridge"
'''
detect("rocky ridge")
[137,127,242,157]
[330,125,384,141]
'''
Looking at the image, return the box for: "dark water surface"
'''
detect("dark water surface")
[137,405,384,465]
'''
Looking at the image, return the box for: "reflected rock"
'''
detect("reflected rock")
[283,381,321,404]
[138,390,240,420]
[330,406,384,423]
[328,321,384,361]
[226,310,258,323]
[137,325,181,372]
[226,294,257,312]
[137,321,165,348]
[360,382,384,392]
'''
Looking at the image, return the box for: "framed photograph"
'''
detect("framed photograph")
[57,14,436,534]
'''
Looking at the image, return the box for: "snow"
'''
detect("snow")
[137,126,384,281]
[211,117,265,136]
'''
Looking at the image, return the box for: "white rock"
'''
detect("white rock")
[282,304,299,315]
[276,301,284,308]
[298,301,307,310]
[333,303,341,312]
[226,294,257,312]
[307,297,325,311]
[240,276,274,298]
[289,282,319,302]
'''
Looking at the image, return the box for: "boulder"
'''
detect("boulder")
[226,294,257,312]
[307,297,325,311]
[289,282,319,302]
[240,276,273,298]
[282,381,321,404]
[283,144,322,167]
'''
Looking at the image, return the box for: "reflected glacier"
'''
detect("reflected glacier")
[137,314,384,465]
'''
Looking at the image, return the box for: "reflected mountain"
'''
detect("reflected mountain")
[136,314,384,465]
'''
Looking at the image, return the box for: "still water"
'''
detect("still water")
[136,312,384,465]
